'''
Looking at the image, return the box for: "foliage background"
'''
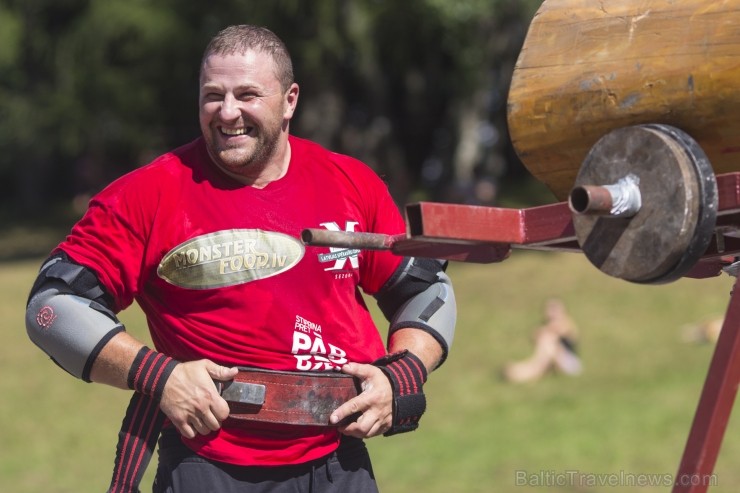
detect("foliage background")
[0,0,544,222]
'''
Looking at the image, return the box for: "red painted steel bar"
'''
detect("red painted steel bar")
[403,201,577,251]
[715,172,740,217]
[672,276,740,493]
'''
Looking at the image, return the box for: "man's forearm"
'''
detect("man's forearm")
[89,331,147,389]
[387,327,444,372]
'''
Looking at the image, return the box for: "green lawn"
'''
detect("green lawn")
[3,251,739,492]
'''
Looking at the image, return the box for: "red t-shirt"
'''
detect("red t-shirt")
[57,135,405,465]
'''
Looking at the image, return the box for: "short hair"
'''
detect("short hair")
[201,25,294,91]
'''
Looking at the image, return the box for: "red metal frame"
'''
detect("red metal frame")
[396,172,740,493]
[302,172,740,491]
[674,281,740,492]
[400,172,740,257]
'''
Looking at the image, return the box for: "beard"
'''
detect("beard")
[206,121,282,176]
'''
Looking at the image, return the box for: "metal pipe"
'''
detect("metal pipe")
[300,229,405,250]
[568,174,642,218]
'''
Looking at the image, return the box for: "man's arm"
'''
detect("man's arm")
[91,332,238,438]
[25,253,237,439]
[330,257,456,438]
[330,327,442,438]
[387,327,444,371]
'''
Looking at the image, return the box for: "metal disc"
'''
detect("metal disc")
[571,124,717,284]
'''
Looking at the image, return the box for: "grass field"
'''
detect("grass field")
[3,250,740,492]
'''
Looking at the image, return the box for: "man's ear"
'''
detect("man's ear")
[284,83,299,120]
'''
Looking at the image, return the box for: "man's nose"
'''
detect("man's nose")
[220,94,241,120]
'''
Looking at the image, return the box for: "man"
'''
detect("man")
[25,25,456,493]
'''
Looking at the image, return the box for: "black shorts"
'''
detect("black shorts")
[152,428,379,493]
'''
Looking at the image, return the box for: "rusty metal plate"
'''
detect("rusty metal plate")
[572,124,717,284]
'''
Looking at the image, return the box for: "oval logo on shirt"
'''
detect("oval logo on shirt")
[157,229,305,289]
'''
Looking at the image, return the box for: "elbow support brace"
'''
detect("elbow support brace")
[375,258,457,365]
[25,254,124,381]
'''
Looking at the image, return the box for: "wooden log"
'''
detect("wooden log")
[507,0,740,201]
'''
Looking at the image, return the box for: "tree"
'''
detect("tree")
[0,0,540,218]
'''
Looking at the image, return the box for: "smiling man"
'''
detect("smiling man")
[25,25,456,493]
[199,44,297,186]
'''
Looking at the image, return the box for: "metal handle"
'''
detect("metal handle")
[301,229,405,250]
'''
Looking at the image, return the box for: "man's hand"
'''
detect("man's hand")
[329,362,393,438]
[159,360,238,439]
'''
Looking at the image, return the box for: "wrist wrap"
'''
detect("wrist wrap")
[373,350,428,436]
[127,347,179,403]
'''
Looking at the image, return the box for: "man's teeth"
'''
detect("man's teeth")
[222,127,248,136]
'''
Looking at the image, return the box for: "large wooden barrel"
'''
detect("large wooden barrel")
[507,0,740,201]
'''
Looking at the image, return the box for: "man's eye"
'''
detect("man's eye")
[203,93,223,101]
